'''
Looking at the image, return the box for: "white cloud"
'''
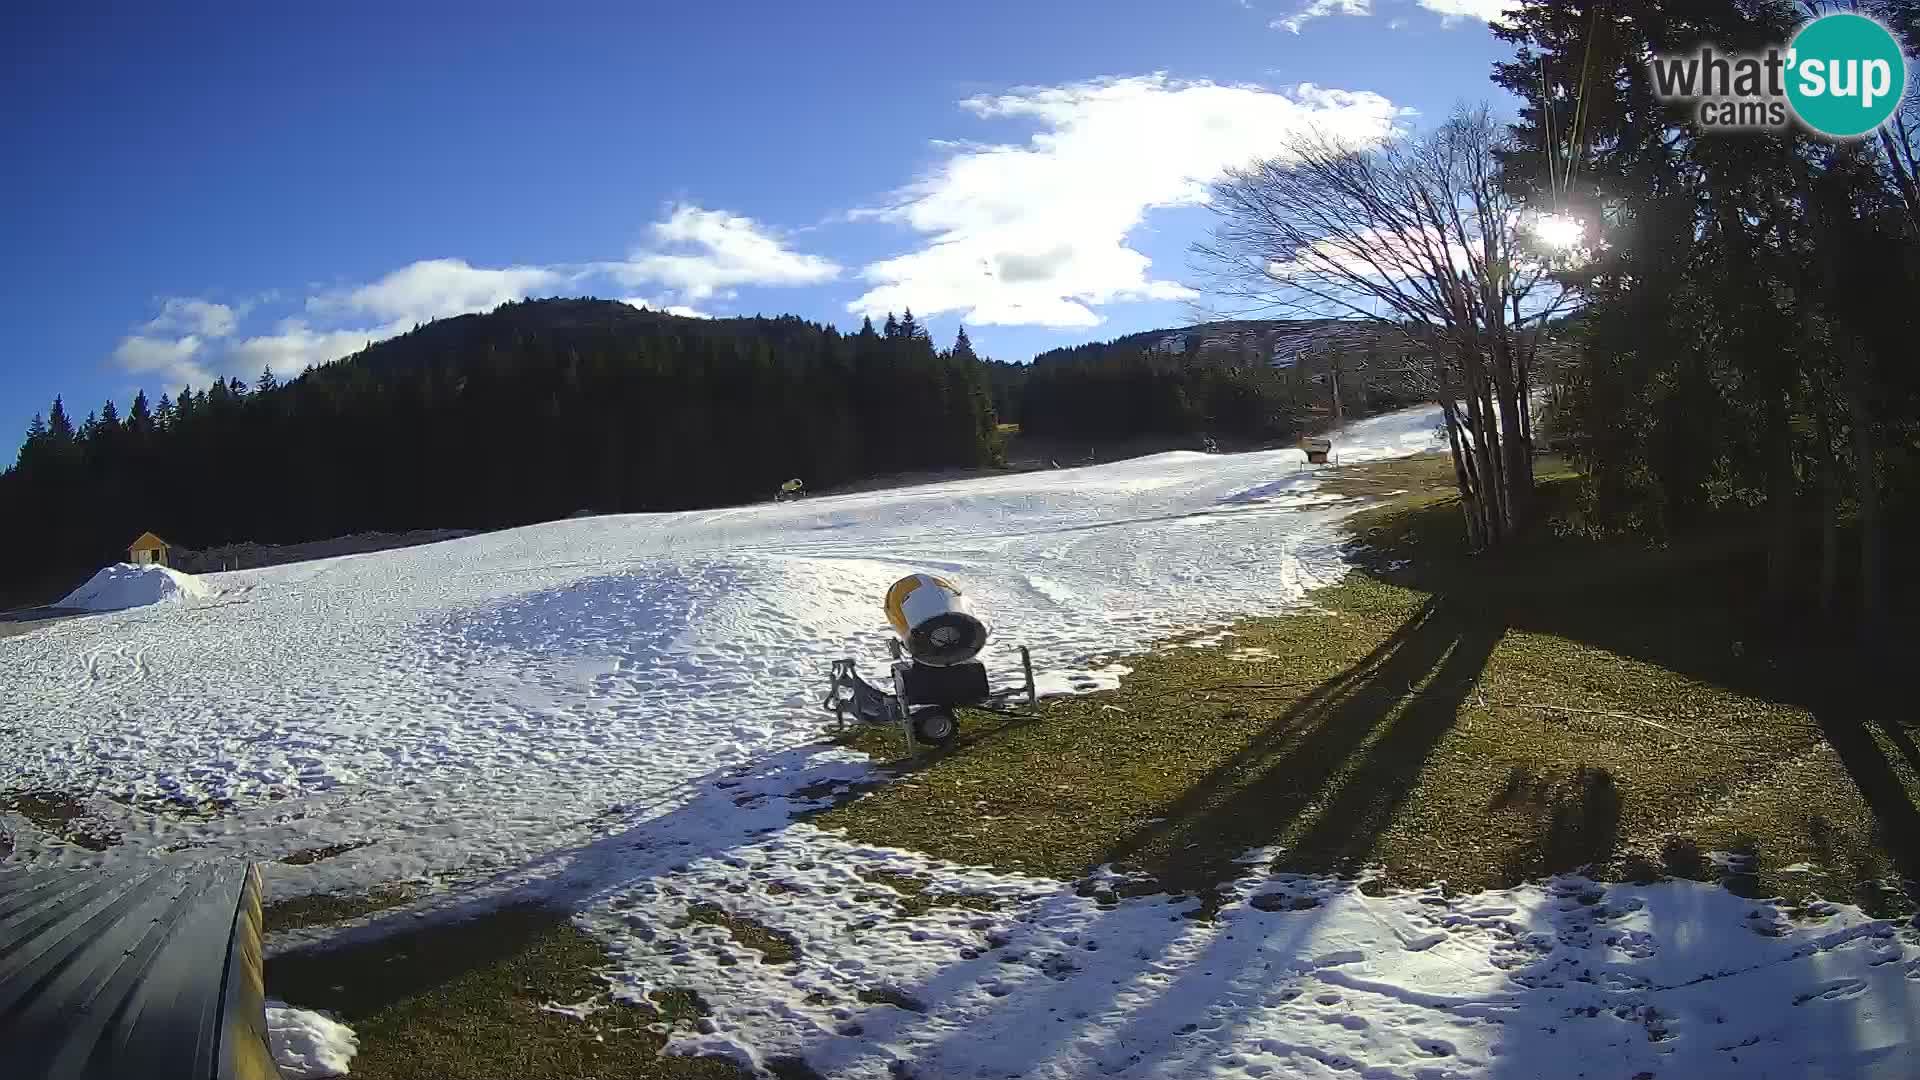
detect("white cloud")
[112,334,215,389]
[228,318,409,378]
[609,204,839,302]
[620,297,713,319]
[115,258,557,386]
[106,205,812,385]
[99,203,827,389]
[848,75,1401,328]
[310,258,563,324]
[1415,0,1517,24]
[1273,0,1370,34]
[142,297,239,339]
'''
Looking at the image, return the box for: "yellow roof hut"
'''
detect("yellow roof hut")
[128,532,172,567]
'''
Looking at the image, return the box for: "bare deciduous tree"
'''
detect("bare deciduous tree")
[1192,106,1576,551]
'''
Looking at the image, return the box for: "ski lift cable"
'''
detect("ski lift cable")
[1564,2,1604,196]
[1539,52,1561,206]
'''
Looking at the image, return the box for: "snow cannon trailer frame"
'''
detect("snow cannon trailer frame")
[824,641,1037,753]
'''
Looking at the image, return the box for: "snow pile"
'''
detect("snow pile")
[264,1000,358,1078]
[57,563,213,611]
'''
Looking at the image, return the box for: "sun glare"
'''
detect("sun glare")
[1528,212,1585,251]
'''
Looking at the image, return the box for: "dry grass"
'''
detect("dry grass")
[0,788,121,851]
[266,905,748,1080]
[682,902,804,965]
[818,453,1920,915]
[264,885,418,933]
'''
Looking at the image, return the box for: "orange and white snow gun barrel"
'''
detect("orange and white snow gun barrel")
[884,574,989,667]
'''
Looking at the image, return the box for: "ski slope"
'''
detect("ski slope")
[4,404,1916,1079]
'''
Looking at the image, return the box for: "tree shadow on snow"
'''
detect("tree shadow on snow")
[266,746,874,1013]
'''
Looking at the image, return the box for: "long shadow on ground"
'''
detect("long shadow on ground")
[1356,486,1920,909]
[1102,596,1503,904]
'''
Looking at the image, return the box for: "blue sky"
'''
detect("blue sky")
[1,0,1517,446]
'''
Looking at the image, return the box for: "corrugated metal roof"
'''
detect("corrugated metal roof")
[0,862,280,1080]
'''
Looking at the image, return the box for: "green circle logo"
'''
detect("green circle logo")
[1786,13,1908,138]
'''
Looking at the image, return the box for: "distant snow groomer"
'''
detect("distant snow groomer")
[824,574,1035,750]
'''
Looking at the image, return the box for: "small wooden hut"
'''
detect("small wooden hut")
[128,531,173,567]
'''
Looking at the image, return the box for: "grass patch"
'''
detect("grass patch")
[0,788,120,851]
[109,791,234,820]
[854,869,1003,917]
[682,903,802,965]
[264,885,417,933]
[266,904,748,1080]
[278,841,372,866]
[856,985,929,1012]
[818,453,1920,915]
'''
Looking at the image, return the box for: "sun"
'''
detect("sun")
[1527,212,1585,252]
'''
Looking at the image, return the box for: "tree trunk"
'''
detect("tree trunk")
[1878,125,1920,240]
[1463,381,1496,545]
[1518,365,1535,455]
[1817,412,1840,622]
[1473,381,1510,542]
[1329,347,1345,426]
[1440,396,1484,551]
[1841,350,1886,638]
[1764,388,1798,615]
[1497,387,1531,529]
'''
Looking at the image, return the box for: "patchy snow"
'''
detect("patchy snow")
[582,829,1920,1080]
[265,1000,359,1078]
[56,562,214,611]
[6,404,1914,1077]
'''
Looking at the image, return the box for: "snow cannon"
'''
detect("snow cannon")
[825,574,1035,752]
[883,574,989,667]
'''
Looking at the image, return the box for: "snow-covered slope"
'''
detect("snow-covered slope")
[2,406,1442,829]
[4,405,1914,1079]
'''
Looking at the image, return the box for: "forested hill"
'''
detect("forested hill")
[0,299,996,605]
[1012,318,1424,444]
[1028,319,1354,368]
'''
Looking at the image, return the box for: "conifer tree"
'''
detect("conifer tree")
[48,396,73,440]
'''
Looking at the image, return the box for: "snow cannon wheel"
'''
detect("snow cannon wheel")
[911,707,959,746]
